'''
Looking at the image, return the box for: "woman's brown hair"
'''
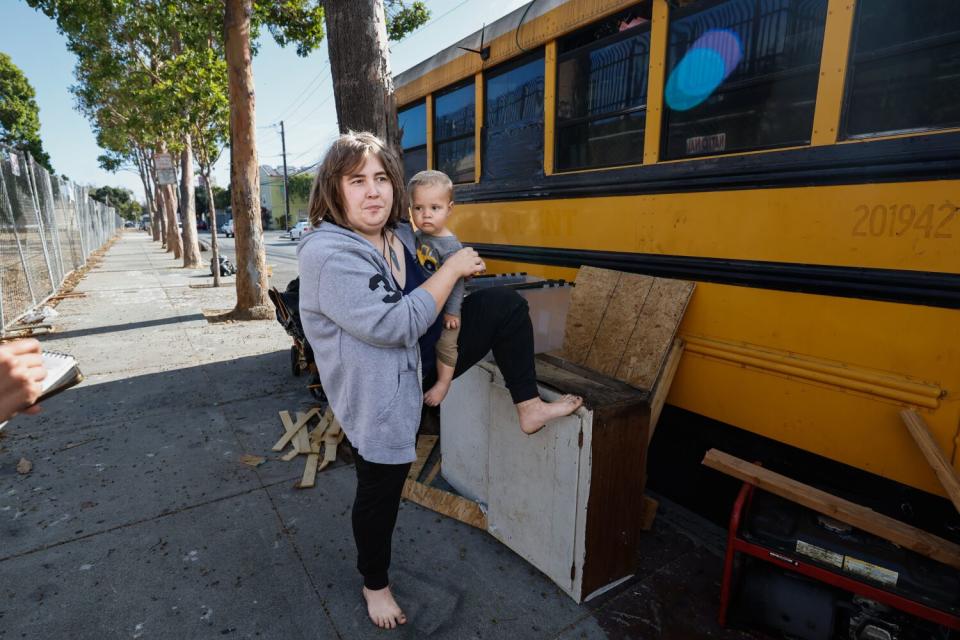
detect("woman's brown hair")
[306,131,406,229]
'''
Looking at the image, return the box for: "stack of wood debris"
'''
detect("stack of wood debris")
[271,407,344,488]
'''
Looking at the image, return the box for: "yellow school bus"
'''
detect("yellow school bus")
[394,0,960,499]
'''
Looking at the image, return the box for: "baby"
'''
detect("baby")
[408,170,464,406]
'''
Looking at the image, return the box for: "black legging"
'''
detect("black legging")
[351,286,537,589]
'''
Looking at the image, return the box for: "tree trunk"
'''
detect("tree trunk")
[179,134,202,268]
[147,149,163,242]
[203,169,222,288]
[158,142,183,258]
[134,147,158,240]
[324,0,400,148]
[154,182,167,244]
[225,0,271,319]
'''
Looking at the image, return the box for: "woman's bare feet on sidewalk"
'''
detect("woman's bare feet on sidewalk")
[515,395,583,434]
[423,379,451,407]
[362,585,407,629]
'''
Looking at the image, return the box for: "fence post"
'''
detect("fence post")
[25,155,57,295]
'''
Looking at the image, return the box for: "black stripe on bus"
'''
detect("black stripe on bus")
[454,131,960,203]
[470,243,960,309]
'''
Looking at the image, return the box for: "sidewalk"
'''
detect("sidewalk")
[0,233,758,639]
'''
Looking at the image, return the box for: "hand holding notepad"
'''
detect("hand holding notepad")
[38,350,84,402]
[0,340,83,425]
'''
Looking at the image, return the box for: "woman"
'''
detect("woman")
[298,132,581,629]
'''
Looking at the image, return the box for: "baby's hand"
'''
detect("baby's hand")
[443,314,460,330]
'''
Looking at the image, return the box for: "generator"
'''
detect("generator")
[721,483,960,639]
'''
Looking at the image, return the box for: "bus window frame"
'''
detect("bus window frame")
[432,77,477,184]
[553,13,653,173]
[839,0,960,141]
[398,98,428,175]
[482,48,547,182]
[658,0,829,161]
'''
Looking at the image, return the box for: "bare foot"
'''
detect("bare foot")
[423,379,451,407]
[515,395,583,435]
[362,585,407,629]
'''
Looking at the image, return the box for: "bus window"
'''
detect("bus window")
[434,81,476,184]
[843,0,960,139]
[661,0,828,160]
[556,6,651,172]
[399,101,427,181]
[483,52,545,181]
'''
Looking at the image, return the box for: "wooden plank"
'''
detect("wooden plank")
[639,496,659,531]
[408,435,438,481]
[272,408,319,452]
[616,278,694,390]
[402,480,487,530]
[562,266,620,366]
[424,458,442,486]
[648,339,684,443]
[900,410,960,514]
[280,449,299,462]
[702,449,960,571]
[293,412,314,454]
[297,453,320,489]
[583,273,654,377]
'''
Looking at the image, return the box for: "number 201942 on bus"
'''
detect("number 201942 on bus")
[851,202,957,239]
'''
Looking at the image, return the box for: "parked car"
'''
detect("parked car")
[289,220,311,241]
[221,220,234,238]
[123,220,136,228]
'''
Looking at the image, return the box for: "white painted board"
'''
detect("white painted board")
[439,364,492,504]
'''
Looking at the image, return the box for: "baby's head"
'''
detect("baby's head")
[408,170,454,236]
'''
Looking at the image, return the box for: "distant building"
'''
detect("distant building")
[260,165,314,229]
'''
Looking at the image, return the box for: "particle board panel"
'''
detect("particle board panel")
[584,273,654,377]
[562,266,620,365]
[616,278,695,390]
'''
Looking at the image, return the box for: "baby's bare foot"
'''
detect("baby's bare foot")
[515,395,583,434]
[423,379,451,407]
[362,586,407,629]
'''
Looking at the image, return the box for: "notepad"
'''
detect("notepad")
[39,351,83,402]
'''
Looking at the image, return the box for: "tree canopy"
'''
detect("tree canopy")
[0,52,53,172]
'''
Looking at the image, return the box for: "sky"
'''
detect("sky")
[0,0,531,201]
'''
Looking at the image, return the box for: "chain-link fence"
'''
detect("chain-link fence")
[0,144,121,330]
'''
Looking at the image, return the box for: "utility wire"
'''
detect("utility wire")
[389,0,474,50]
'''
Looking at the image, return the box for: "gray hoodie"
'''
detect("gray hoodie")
[297,222,438,464]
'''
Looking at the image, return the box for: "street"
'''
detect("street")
[205,229,301,287]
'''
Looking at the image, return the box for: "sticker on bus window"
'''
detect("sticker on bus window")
[686,133,726,155]
[666,29,743,111]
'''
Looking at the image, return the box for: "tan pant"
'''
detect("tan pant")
[436,325,460,368]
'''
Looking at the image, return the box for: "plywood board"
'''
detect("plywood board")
[648,340,684,442]
[616,278,694,390]
[562,266,620,365]
[402,480,487,529]
[408,435,439,482]
[703,449,960,571]
[583,273,653,377]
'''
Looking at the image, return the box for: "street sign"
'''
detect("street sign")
[155,153,177,185]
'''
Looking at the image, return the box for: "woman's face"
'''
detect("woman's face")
[339,153,393,240]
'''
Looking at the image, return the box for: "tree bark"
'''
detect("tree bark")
[147,149,163,242]
[203,169,221,288]
[154,182,167,244]
[179,134,202,268]
[134,146,158,240]
[225,0,271,319]
[324,0,400,149]
[157,142,183,258]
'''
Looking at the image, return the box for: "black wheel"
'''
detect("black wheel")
[290,345,302,377]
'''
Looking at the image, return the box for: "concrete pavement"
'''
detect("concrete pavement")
[0,233,758,640]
